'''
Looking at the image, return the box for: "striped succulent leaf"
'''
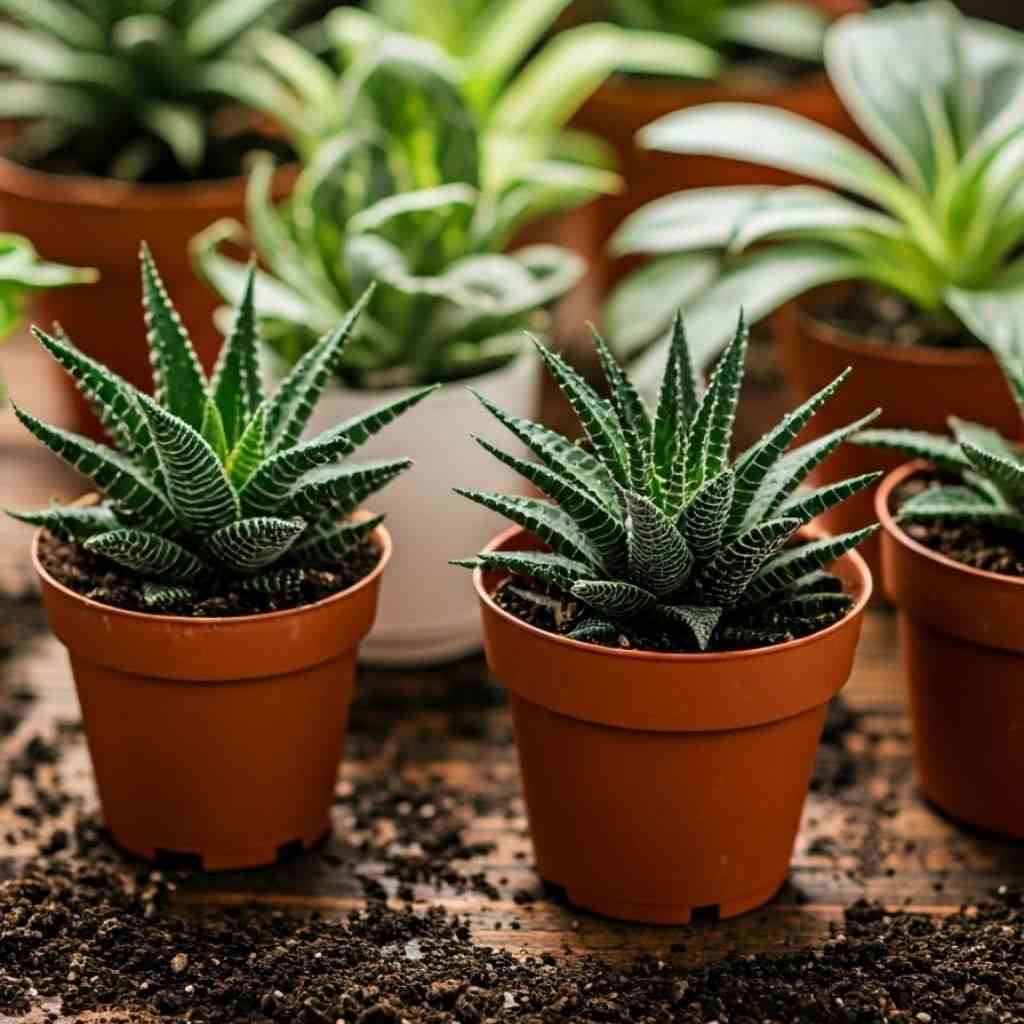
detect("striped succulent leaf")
[856,398,1024,538]
[457,307,876,652]
[7,249,423,608]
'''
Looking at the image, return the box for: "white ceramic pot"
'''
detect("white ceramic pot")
[303,351,539,666]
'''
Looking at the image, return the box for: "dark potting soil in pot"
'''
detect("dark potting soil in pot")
[814,284,977,349]
[492,575,852,654]
[37,530,382,618]
[893,477,1024,579]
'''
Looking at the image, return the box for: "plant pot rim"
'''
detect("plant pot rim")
[876,459,1024,592]
[793,294,996,370]
[0,153,298,212]
[473,522,872,664]
[30,506,393,628]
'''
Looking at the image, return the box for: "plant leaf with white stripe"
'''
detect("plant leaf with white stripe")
[693,517,799,606]
[85,529,209,581]
[205,516,306,572]
[655,604,723,651]
[624,489,693,596]
[454,551,592,591]
[283,460,411,521]
[571,579,657,618]
[292,514,384,564]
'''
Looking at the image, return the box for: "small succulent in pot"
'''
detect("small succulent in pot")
[855,338,1024,555]
[7,245,433,615]
[0,0,301,181]
[455,311,879,652]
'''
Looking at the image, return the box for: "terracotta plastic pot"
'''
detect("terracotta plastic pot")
[877,463,1024,838]
[31,519,391,870]
[774,297,1021,583]
[0,155,296,440]
[300,350,539,667]
[474,525,871,923]
[574,0,866,282]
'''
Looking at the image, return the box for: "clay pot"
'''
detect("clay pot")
[31,520,391,870]
[473,525,871,923]
[773,297,1021,583]
[877,463,1024,838]
[0,155,296,440]
[573,0,867,284]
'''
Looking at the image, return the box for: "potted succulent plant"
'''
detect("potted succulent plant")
[6,246,433,870]
[572,0,865,271]
[455,310,875,923]
[194,31,591,666]
[609,0,1024,578]
[0,0,302,438]
[856,332,1024,839]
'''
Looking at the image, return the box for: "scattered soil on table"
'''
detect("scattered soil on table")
[814,284,976,349]
[893,477,1024,578]
[492,575,852,654]
[37,531,382,618]
[2,851,1024,1022]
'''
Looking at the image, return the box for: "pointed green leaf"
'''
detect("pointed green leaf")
[282,460,411,521]
[453,551,591,591]
[960,439,1024,505]
[12,403,177,533]
[745,526,878,603]
[138,393,239,533]
[142,583,200,611]
[205,516,306,572]
[779,472,883,527]
[531,335,630,487]
[200,397,229,464]
[623,489,693,596]
[693,516,799,606]
[85,529,209,582]
[571,579,657,618]
[567,617,620,644]
[680,469,734,563]
[897,485,1024,531]
[292,514,385,565]
[209,263,262,448]
[950,417,1021,466]
[655,604,723,651]
[852,428,971,472]
[265,287,374,454]
[454,490,602,570]
[225,406,266,490]
[7,502,117,543]
[238,568,306,596]
[140,242,207,431]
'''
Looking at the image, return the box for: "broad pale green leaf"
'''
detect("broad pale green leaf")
[721,1,828,62]
[186,0,281,56]
[0,0,104,48]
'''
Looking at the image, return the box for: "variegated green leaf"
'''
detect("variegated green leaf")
[138,393,239,533]
[264,288,374,454]
[680,469,734,563]
[225,406,266,490]
[282,460,411,521]
[960,440,1024,505]
[655,604,723,651]
[745,526,879,603]
[85,529,209,582]
[531,335,630,487]
[238,568,306,596]
[898,485,1024,531]
[142,583,200,611]
[779,472,883,527]
[950,417,1021,466]
[199,397,229,464]
[12,403,178,534]
[571,579,657,618]
[471,388,618,511]
[693,516,799,606]
[768,592,851,619]
[292,513,384,565]
[140,242,207,431]
[728,367,852,539]
[453,551,592,591]
[623,489,693,596]
[473,436,627,570]
[205,516,306,572]
[567,617,620,644]
[242,384,435,516]
[8,502,118,543]
[454,490,602,570]
[851,428,970,473]
[208,263,262,448]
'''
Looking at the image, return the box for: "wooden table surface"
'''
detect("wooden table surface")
[2,331,1024,1022]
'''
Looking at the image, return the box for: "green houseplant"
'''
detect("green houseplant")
[8,244,431,869]
[610,0,1024,576]
[857,330,1024,838]
[459,309,875,923]
[193,29,589,665]
[0,0,301,438]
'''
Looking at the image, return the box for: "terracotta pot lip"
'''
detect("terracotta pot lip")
[793,296,995,370]
[473,523,872,663]
[30,511,393,627]
[877,460,1024,591]
[0,154,298,212]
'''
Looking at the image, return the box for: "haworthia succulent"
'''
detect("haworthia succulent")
[7,252,424,608]
[456,308,876,652]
